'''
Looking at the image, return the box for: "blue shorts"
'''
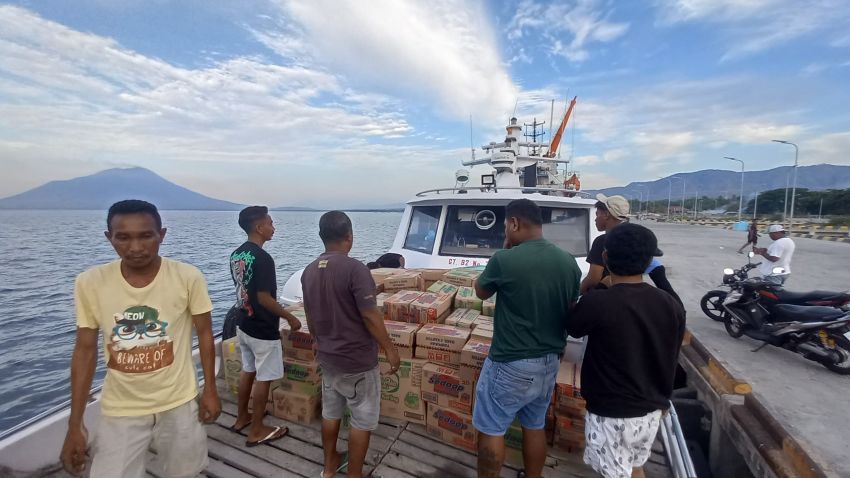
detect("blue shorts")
[472,354,560,436]
[237,329,284,382]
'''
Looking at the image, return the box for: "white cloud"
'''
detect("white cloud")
[254,0,518,123]
[506,0,629,63]
[654,0,850,61]
[801,132,850,165]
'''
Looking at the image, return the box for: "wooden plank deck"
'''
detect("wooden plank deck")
[40,378,674,477]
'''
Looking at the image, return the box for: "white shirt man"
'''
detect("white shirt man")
[756,224,796,285]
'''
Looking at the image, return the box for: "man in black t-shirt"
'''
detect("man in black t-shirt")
[580,194,629,294]
[230,206,301,447]
[568,224,686,478]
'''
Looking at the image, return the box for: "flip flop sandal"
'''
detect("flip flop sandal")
[229,421,251,433]
[245,426,288,447]
[319,451,349,477]
[517,470,527,478]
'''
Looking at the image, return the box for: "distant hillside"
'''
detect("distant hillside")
[589,164,850,201]
[0,167,244,210]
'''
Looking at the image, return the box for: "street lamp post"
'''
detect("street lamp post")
[773,140,799,225]
[725,157,745,221]
[635,185,649,217]
[669,176,684,220]
[660,177,674,220]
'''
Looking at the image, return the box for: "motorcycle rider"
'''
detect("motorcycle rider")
[754,224,795,285]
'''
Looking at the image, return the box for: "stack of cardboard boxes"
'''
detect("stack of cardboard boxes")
[274,307,322,424]
[221,336,242,395]
[553,361,586,455]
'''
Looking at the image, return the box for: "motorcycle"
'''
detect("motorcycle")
[721,277,850,374]
[700,253,850,322]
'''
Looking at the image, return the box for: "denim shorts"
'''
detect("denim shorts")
[237,329,284,382]
[321,365,381,431]
[472,354,560,436]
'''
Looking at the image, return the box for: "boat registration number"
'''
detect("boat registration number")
[447,258,484,266]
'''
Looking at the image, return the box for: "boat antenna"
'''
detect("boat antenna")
[469,114,475,162]
[548,99,554,144]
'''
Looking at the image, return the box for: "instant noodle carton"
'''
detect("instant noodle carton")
[271,388,321,424]
[384,290,423,322]
[426,403,477,452]
[426,280,459,298]
[445,308,479,329]
[222,336,242,394]
[421,362,473,413]
[441,267,484,287]
[408,292,453,324]
[371,268,402,286]
[454,286,483,311]
[376,292,393,316]
[482,294,497,317]
[379,355,426,425]
[459,338,491,385]
[280,307,317,362]
[383,270,425,292]
[283,356,322,384]
[413,269,451,289]
[555,361,586,416]
[470,323,494,343]
[415,324,471,365]
[382,321,421,359]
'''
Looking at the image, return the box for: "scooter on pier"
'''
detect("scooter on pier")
[700,253,850,322]
[720,268,850,374]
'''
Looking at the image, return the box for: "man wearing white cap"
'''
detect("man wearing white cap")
[754,224,795,285]
[580,194,630,294]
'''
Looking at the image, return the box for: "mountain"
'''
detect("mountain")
[588,164,850,201]
[0,167,245,210]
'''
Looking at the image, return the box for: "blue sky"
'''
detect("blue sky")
[1,0,849,208]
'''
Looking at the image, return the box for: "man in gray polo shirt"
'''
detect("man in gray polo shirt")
[301,211,400,478]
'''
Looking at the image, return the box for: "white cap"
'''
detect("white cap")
[768,224,785,233]
[596,194,630,220]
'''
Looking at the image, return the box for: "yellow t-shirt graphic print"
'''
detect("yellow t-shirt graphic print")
[108,305,174,373]
[75,258,213,417]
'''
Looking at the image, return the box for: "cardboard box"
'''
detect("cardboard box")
[376,292,393,315]
[414,269,451,289]
[554,413,586,432]
[280,308,317,361]
[442,267,484,287]
[379,355,427,425]
[445,308,479,329]
[473,315,494,329]
[275,378,322,396]
[482,295,497,317]
[416,347,463,365]
[283,356,322,383]
[427,280,459,297]
[421,362,474,413]
[382,321,421,359]
[556,361,583,401]
[371,268,403,284]
[409,292,453,325]
[454,286,483,311]
[459,339,490,384]
[416,324,470,351]
[470,325,494,343]
[222,337,242,395]
[271,388,321,424]
[383,271,424,292]
[426,403,477,452]
[384,290,423,322]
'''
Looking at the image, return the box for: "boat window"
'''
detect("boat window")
[440,206,506,257]
[541,207,589,256]
[403,206,442,254]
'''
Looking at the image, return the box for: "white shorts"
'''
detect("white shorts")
[583,410,662,478]
[237,329,284,382]
[90,399,207,478]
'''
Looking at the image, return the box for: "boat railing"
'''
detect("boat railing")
[0,332,224,443]
[661,401,698,478]
[415,186,592,198]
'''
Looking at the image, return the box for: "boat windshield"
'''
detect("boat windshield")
[439,205,590,258]
[403,206,441,253]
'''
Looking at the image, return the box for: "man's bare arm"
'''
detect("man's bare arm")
[360,306,400,372]
[60,328,98,474]
[473,279,496,300]
[257,290,301,330]
[192,311,221,423]
[580,264,605,294]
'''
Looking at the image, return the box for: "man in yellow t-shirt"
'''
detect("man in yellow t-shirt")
[60,200,221,478]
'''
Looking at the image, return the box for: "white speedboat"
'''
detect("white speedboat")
[282,102,598,304]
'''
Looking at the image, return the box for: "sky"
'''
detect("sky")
[1,0,849,208]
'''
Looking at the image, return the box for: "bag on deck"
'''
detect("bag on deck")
[222,305,245,340]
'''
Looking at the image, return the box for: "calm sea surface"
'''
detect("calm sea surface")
[0,210,401,433]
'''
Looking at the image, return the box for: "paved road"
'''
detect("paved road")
[639,221,850,477]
